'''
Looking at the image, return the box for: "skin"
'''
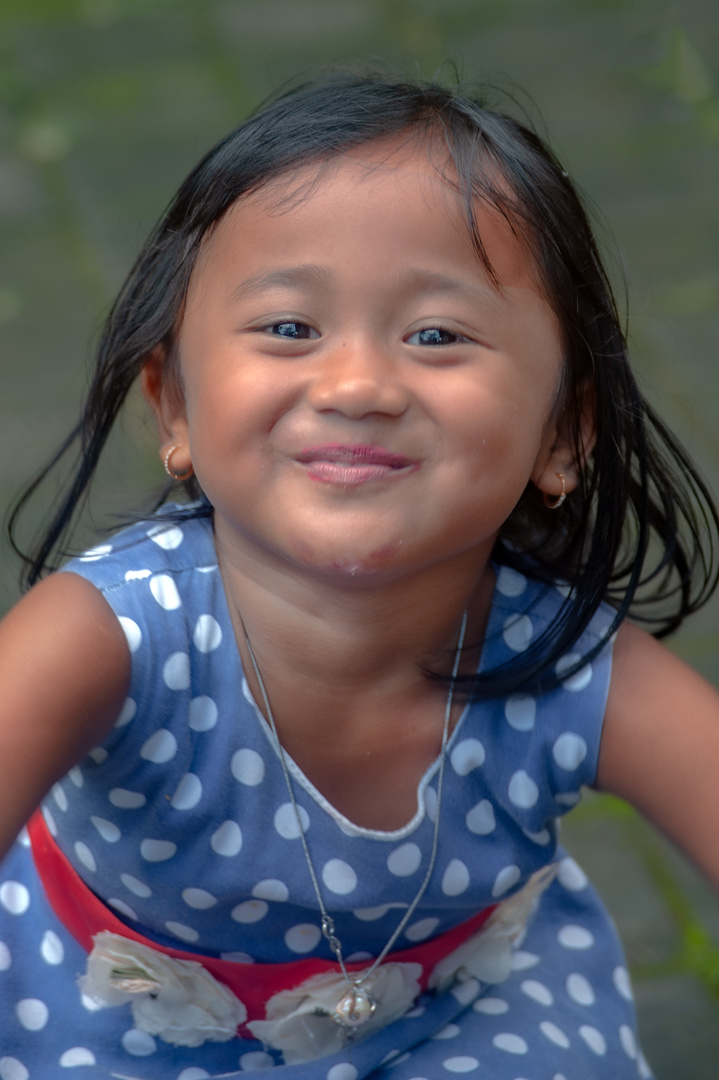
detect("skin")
[1,140,719,883]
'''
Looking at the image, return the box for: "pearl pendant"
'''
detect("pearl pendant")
[333,985,378,1029]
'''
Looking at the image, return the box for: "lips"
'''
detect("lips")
[295,444,415,485]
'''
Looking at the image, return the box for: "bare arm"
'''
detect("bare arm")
[0,571,130,861]
[597,620,719,891]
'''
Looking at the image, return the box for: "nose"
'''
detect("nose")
[306,339,410,419]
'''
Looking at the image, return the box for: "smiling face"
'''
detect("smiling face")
[146,139,572,586]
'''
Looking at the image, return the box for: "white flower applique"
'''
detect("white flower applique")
[79,931,247,1048]
[247,962,423,1065]
[429,863,558,993]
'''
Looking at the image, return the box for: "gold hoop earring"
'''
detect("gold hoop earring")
[542,472,566,510]
[163,445,194,482]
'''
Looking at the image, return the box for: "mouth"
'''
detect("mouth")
[295,444,416,485]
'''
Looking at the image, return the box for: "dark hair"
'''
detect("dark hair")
[9,67,719,697]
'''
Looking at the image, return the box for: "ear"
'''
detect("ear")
[531,384,596,502]
[141,347,191,472]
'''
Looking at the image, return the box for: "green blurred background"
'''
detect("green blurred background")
[1,0,718,1075]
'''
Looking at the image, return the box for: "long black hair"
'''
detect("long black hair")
[8,67,719,697]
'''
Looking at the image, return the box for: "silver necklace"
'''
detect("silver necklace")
[244,610,468,1035]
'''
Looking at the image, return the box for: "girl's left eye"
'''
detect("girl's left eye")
[263,321,318,340]
[406,327,468,346]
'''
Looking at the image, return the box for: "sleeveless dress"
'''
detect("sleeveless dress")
[0,509,654,1079]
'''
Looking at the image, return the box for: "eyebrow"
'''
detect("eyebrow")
[228,265,331,303]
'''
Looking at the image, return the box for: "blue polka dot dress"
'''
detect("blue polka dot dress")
[0,510,654,1079]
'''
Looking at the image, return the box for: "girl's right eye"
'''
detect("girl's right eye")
[262,320,318,340]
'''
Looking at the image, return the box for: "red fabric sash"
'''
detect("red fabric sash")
[28,810,495,1027]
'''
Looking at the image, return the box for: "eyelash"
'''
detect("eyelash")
[259,322,470,346]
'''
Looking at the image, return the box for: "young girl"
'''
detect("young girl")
[1,70,718,1080]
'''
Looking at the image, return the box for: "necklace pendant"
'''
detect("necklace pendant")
[333,985,377,1030]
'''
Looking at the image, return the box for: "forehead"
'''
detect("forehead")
[194,138,541,295]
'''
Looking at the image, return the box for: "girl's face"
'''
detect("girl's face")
[151,141,570,584]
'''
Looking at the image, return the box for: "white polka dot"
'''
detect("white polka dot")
[59,1048,96,1067]
[508,770,539,808]
[557,924,594,949]
[450,738,485,775]
[0,881,30,915]
[274,802,310,838]
[125,569,151,581]
[15,827,29,848]
[442,859,470,896]
[80,543,112,561]
[492,864,521,897]
[118,617,142,653]
[579,1025,606,1055]
[188,696,218,731]
[492,1033,528,1054]
[140,728,178,764]
[16,998,49,1030]
[387,842,422,876]
[0,1059,29,1080]
[523,827,551,845]
[353,903,406,921]
[539,1021,570,1048]
[557,857,588,891]
[556,653,592,691]
[115,697,136,727]
[163,651,190,690]
[68,765,83,788]
[519,979,553,1005]
[465,799,495,835]
[326,1064,358,1080]
[405,1004,426,1019]
[425,784,438,822]
[433,1023,460,1040]
[555,791,581,807]
[505,694,536,731]
[552,732,588,771]
[42,805,57,835]
[239,1051,275,1070]
[496,566,527,596]
[285,923,321,953]
[40,930,64,965]
[451,978,480,1006]
[121,873,152,898]
[231,748,265,786]
[74,842,96,872]
[149,574,182,610]
[613,965,633,999]
[193,614,222,652]
[148,524,184,549]
[473,997,509,1015]
[322,859,357,895]
[405,917,440,942]
[442,1056,479,1072]
[121,1028,157,1055]
[231,900,268,924]
[252,879,289,902]
[502,613,533,652]
[80,993,102,1011]
[108,898,138,920]
[566,972,595,1005]
[52,783,68,811]
[177,1070,211,1080]
[166,921,199,943]
[182,887,217,910]
[170,773,203,810]
[90,816,121,842]
[0,942,10,970]
[140,839,177,862]
[619,1024,637,1058]
[88,747,109,764]
[211,820,243,856]
[511,951,540,971]
[638,1052,653,1078]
